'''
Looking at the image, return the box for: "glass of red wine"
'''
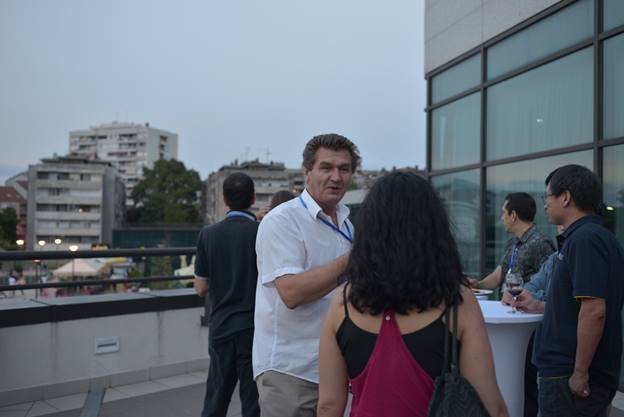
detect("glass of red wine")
[505,272,523,314]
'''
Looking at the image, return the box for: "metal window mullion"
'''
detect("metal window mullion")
[480,46,487,278]
[595,0,604,192]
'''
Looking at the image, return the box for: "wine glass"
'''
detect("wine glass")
[505,272,523,314]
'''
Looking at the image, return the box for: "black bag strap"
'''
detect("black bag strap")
[451,304,459,373]
[442,307,451,373]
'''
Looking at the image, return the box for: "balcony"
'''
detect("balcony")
[0,248,236,417]
[2,249,624,417]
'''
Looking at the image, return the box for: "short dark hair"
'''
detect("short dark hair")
[545,165,601,213]
[504,192,537,222]
[346,172,467,315]
[269,190,295,210]
[302,133,361,173]
[223,173,254,210]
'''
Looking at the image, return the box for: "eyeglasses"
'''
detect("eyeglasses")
[541,192,555,203]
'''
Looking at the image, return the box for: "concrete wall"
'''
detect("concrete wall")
[0,307,208,405]
[425,0,561,73]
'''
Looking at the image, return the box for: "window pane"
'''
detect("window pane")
[605,0,624,31]
[432,92,480,170]
[603,144,624,389]
[604,34,624,139]
[431,54,481,104]
[603,145,624,246]
[432,169,481,276]
[487,0,593,79]
[485,151,593,272]
[487,48,593,161]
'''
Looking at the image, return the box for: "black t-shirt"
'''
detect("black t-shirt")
[536,215,624,388]
[195,212,259,340]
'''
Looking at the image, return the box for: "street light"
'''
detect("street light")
[69,245,79,280]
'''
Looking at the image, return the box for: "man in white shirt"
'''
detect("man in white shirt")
[253,134,360,417]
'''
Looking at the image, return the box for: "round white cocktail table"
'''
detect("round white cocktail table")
[478,300,543,417]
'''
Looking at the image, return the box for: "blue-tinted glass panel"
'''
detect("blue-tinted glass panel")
[603,145,624,388]
[431,54,481,103]
[485,151,593,272]
[603,145,624,246]
[432,170,481,276]
[605,0,624,31]
[487,48,593,161]
[487,0,593,79]
[604,34,624,139]
[432,93,480,170]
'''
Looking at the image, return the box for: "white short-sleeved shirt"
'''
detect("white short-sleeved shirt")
[252,189,353,383]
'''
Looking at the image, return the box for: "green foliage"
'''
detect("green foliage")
[127,159,202,224]
[147,256,179,290]
[0,207,18,249]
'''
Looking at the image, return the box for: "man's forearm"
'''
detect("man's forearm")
[275,254,348,309]
[478,266,502,290]
[574,299,606,373]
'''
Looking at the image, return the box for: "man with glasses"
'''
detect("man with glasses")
[536,164,624,417]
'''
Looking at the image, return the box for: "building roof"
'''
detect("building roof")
[39,153,112,166]
[0,186,25,204]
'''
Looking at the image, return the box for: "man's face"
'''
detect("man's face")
[544,183,564,225]
[501,200,514,233]
[305,147,353,210]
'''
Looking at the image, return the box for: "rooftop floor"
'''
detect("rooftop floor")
[2,370,624,417]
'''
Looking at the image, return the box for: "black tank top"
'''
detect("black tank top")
[336,284,459,380]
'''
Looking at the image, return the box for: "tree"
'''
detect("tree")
[127,159,202,224]
[0,207,18,249]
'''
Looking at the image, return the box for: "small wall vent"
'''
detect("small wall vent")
[95,336,120,355]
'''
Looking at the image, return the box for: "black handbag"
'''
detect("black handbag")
[427,305,491,417]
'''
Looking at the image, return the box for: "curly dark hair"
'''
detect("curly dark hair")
[346,172,467,315]
[302,133,361,173]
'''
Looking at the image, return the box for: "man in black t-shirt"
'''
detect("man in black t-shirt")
[536,165,624,417]
[194,173,260,417]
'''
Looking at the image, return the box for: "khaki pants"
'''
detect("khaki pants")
[256,371,318,417]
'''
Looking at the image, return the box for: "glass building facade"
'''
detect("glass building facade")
[426,0,624,386]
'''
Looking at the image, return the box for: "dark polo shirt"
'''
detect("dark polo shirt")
[195,211,259,341]
[536,215,624,388]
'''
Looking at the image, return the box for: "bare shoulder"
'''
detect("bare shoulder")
[457,285,484,331]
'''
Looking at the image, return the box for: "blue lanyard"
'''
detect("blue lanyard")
[299,196,353,243]
[507,245,519,274]
[226,211,256,221]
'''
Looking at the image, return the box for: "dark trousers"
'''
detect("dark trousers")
[524,334,538,417]
[201,328,259,417]
[538,375,615,417]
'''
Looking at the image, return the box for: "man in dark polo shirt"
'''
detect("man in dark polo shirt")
[194,173,260,417]
[536,164,624,417]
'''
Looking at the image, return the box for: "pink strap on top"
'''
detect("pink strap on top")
[348,309,435,417]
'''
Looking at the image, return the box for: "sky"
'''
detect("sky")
[0,0,426,183]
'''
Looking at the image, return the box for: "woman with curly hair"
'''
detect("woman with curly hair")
[317,172,508,417]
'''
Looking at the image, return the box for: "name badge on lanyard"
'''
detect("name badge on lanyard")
[299,196,353,243]
[507,245,519,274]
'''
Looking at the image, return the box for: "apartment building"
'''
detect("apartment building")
[26,155,125,250]
[204,160,304,224]
[69,122,178,206]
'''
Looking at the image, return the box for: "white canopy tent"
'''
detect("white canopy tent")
[53,259,102,278]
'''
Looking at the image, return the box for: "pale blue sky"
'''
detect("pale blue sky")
[0,0,426,182]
